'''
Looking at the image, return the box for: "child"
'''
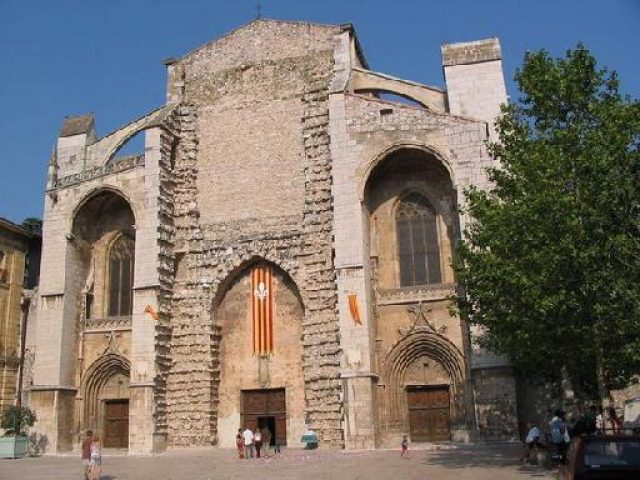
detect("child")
[401,435,409,458]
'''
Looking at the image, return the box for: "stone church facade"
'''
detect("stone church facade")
[30,20,517,454]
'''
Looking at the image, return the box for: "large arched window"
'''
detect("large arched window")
[107,235,134,317]
[396,193,442,286]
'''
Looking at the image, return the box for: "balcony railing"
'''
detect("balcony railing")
[53,154,144,189]
[83,315,132,331]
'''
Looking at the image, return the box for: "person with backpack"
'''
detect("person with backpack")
[549,409,570,463]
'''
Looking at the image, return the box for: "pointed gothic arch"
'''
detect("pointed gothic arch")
[382,331,466,442]
[79,352,131,437]
[394,193,442,286]
[106,233,135,317]
[211,257,307,449]
[383,331,464,386]
[211,256,303,314]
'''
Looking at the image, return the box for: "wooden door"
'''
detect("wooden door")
[275,416,287,446]
[241,389,287,445]
[104,400,129,448]
[407,386,450,442]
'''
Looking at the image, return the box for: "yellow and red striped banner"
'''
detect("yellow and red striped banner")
[251,265,274,355]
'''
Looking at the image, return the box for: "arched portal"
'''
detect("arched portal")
[383,332,465,442]
[213,259,306,448]
[363,146,471,445]
[70,189,135,448]
[71,189,136,322]
[80,353,131,448]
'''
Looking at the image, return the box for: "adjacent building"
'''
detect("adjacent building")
[0,218,40,416]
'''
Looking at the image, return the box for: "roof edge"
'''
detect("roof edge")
[173,18,344,65]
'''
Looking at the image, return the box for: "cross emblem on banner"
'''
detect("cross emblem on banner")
[254,282,268,301]
[251,266,274,355]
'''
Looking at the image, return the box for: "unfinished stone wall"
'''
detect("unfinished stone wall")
[150,117,179,444]
[163,20,343,447]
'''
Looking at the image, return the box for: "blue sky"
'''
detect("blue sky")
[1,0,638,224]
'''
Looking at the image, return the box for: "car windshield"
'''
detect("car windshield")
[583,440,640,467]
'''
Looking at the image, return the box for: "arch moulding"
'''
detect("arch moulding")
[68,185,140,235]
[383,331,465,387]
[209,253,306,314]
[357,142,457,202]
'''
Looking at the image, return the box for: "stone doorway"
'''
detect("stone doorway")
[241,388,286,446]
[406,385,450,442]
[103,399,129,448]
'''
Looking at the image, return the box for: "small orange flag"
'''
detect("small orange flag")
[144,305,159,320]
[348,294,362,325]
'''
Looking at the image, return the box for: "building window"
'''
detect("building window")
[396,193,442,286]
[107,235,134,317]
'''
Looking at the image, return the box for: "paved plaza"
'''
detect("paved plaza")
[0,443,554,480]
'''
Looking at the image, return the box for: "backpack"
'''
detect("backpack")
[551,426,564,443]
[550,420,566,444]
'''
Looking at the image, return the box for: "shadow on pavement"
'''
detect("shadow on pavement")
[422,444,554,478]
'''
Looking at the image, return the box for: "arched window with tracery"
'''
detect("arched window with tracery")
[396,193,442,286]
[107,235,134,317]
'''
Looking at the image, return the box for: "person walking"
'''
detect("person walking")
[81,430,93,480]
[549,410,569,463]
[89,432,102,480]
[254,427,263,458]
[260,426,272,456]
[242,426,255,459]
[400,435,409,459]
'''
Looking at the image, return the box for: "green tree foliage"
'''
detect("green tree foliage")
[21,217,42,236]
[1,406,36,436]
[454,46,640,399]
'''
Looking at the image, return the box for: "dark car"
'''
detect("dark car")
[560,435,640,479]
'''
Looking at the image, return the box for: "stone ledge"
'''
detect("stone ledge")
[377,283,456,305]
[50,154,145,190]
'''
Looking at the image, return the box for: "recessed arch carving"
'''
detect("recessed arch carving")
[383,331,464,386]
[79,352,131,434]
[210,254,305,314]
[70,186,138,236]
[359,142,456,202]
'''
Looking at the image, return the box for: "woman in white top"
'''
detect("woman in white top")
[89,432,102,480]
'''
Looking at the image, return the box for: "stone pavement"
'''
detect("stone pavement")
[0,443,555,480]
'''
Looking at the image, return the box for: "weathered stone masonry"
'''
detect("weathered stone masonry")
[162,22,344,447]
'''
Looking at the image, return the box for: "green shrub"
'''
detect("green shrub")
[1,406,36,436]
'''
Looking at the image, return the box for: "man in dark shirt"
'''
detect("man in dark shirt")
[82,430,93,480]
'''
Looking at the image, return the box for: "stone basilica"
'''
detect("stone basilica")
[30,19,517,454]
